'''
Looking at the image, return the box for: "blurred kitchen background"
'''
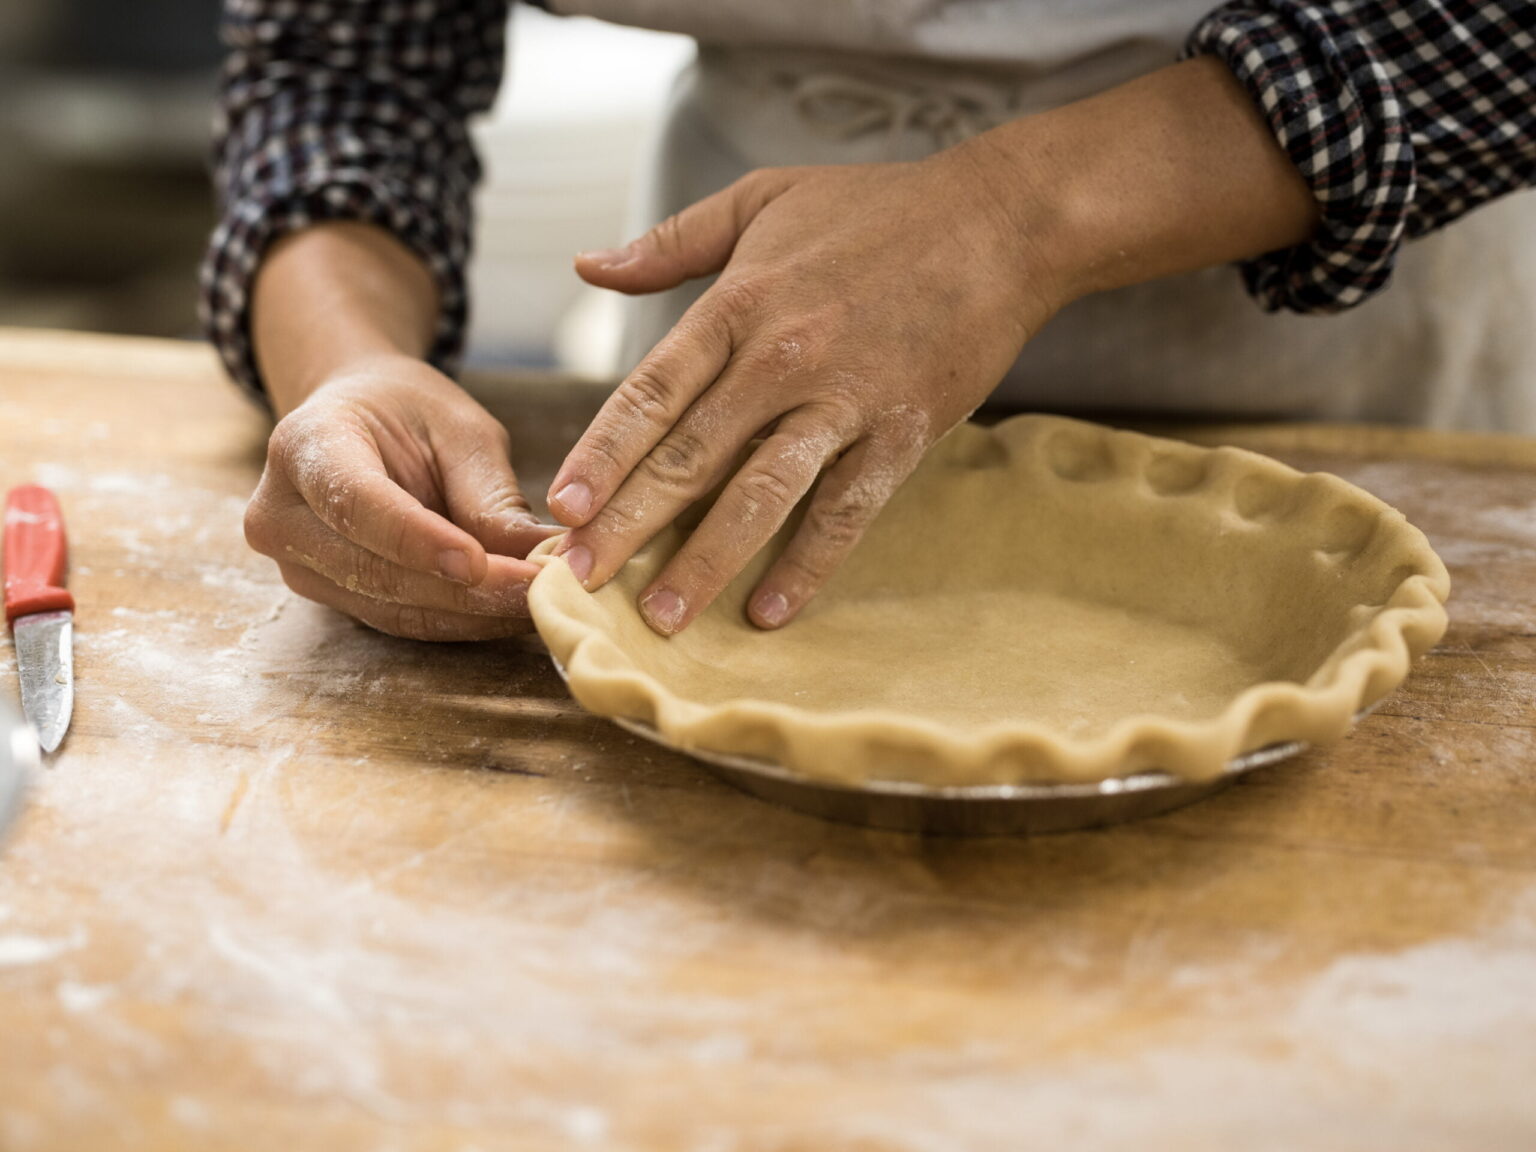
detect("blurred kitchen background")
[0,0,693,378]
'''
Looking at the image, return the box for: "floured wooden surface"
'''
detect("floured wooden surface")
[0,329,1533,1151]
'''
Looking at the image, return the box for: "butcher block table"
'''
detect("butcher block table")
[0,328,1533,1152]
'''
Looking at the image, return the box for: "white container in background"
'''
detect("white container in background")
[467,7,692,375]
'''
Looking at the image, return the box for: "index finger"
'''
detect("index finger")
[275,422,489,585]
[546,297,734,528]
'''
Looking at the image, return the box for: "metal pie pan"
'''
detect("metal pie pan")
[550,657,1365,836]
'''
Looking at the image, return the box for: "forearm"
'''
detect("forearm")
[962,55,1320,307]
[201,0,509,403]
[252,222,440,418]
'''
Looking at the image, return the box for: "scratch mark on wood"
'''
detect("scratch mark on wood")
[484,761,548,779]
[352,816,499,892]
[219,768,251,836]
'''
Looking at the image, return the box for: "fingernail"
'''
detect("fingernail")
[438,549,473,585]
[562,544,594,585]
[753,591,789,628]
[640,587,686,634]
[553,480,593,520]
[578,245,634,269]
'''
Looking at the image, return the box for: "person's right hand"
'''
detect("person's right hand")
[244,354,558,641]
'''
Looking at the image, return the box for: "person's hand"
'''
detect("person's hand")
[245,354,558,640]
[547,145,1065,636]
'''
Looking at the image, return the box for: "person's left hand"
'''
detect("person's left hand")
[546,146,1067,635]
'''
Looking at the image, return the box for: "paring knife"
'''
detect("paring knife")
[3,486,74,753]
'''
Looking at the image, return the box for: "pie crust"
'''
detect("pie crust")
[528,416,1450,786]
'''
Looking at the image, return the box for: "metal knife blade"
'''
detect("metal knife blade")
[13,610,71,754]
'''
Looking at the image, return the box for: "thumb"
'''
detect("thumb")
[575,168,790,294]
[436,428,560,559]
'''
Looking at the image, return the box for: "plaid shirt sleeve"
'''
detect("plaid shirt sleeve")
[198,0,510,403]
[202,1,1536,394]
[1187,1,1536,314]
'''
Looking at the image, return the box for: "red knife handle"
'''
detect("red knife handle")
[4,485,74,626]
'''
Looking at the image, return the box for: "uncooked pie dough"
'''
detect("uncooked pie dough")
[529,415,1450,785]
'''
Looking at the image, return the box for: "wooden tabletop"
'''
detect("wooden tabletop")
[0,328,1533,1151]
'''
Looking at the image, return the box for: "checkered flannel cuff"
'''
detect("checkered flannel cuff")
[199,165,470,407]
[1187,2,1417,314]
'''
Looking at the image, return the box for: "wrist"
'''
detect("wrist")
[253,221,440,418]
[956,56,1319,309]
[266,342,424,420]
[927,132,1078,333]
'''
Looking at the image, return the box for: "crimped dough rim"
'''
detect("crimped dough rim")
[529,416,1450,786]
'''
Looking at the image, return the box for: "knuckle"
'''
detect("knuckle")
[811,489,878,550]
[870,403,935,450]
[816,392,866,438]
[737,466,800,523]
[729,169,770,211]
[313,474,360,535]
[753,325,823,381]
[824,362,874,396]
[378,603,434,641]
[448,410,513,454]
[618,366,677,419]
[470,479,532,534]
[267,414,327,483]
[650,212,687,259]
[736,168,771,192]
[578,426,630,476]
[709,276,769,323]
[643,427,710,491]
[383,604,500,643]
[242,495,275,555]
[266,417,301,464]
[382,506,414,565]
[737,166,791,200]
[347,548,394,600]
[476,418,513,453]
[361,599,466,643]
[456,425,514,472]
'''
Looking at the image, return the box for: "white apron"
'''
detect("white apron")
[548,0,1536,433]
